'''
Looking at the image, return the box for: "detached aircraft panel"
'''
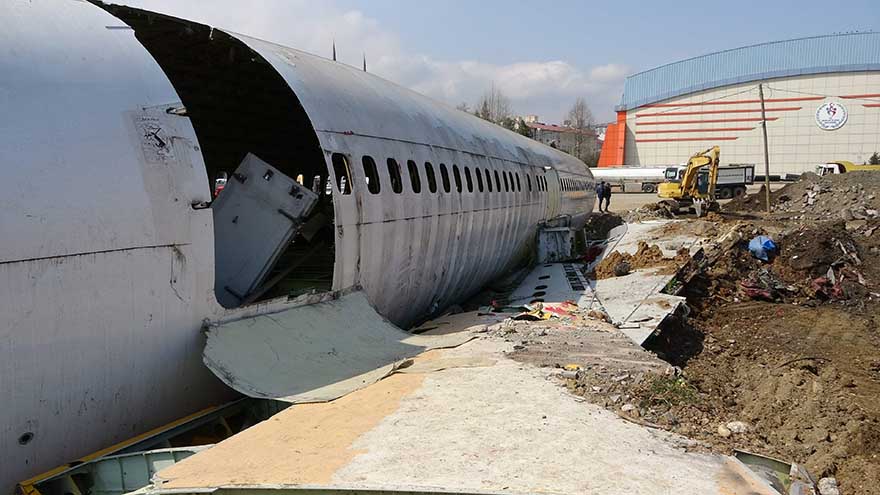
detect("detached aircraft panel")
[211,154,318,308]
[203,291,474,403]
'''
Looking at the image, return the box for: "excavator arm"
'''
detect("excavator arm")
[680,146,720,200]
[656,146,720,217]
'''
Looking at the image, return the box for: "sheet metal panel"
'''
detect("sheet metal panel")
[0,3,230,492]
[202,291,474,403]
[211,154,318,308]
[0,1,211,263]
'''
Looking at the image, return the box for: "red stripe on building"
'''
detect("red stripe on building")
[636,107,801,117]
[841,93,880,99]
[640,96,822,108]
[864,104,880,108]
[636,127,755,134]
[635,137,739,143]
[636,117,778,126]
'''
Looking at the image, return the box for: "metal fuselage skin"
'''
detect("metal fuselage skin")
[0,2,595,491]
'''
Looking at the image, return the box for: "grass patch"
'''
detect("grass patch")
[643,375,698,408]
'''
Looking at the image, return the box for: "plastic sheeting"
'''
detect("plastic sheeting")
[203,291,475,403]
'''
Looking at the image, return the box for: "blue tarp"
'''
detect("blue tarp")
[749,235,778,262]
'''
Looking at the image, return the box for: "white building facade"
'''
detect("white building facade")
[599,33,880,176]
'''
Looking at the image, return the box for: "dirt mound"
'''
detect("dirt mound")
[594,241,689,279]
[727,172,880,221]
[653,303,880,495]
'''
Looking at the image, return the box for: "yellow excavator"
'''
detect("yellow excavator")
[657,146,720,217]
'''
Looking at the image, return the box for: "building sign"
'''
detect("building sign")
[815,102,848,130]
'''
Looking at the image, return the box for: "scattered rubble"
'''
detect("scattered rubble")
[726,171,880,221]
[520,172,880,495]
[624,202,677,222]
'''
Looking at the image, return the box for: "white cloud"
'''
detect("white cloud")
[116,0,627,122]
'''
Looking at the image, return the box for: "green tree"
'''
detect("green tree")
[514,118,532,138]
[869,152,880,165]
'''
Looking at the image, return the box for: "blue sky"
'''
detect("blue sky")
[122,1,879,123]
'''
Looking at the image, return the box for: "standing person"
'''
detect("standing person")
[595,181,606,212]
[601,181,612,212]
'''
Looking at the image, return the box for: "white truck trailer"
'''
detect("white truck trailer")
[590,167,669,193]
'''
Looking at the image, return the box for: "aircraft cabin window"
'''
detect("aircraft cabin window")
[407,160,421,193]
[502,171,509,192]
[362,156,381,194]
[331,153,352,195]
[452,164,462,193]
[387,158,403,194]
[485,169,493,192]
[464,166,473,193]
[494,170,501,192]
[515,173,521,192]
[439,163,451,193]
[527,174,532,192]
[425,161,437,193]
[475,167,483,192]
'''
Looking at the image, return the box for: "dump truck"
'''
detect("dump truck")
[663,163,754,199]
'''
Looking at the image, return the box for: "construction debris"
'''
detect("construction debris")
[535,172,880,495]
[624,202,677,222]
[726,171,880,221]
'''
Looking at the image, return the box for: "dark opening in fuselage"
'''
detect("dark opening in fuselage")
[102,4,335,307]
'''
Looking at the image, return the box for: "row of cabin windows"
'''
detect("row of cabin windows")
[330,153,569,196]
[560,177,590,192]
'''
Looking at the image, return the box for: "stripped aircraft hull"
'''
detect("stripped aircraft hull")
[0,2,595,491]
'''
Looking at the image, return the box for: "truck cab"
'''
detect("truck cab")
[816,161,880,176]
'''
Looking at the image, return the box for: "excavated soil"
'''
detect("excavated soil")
[571,173,880,495]
[594,241,690,279]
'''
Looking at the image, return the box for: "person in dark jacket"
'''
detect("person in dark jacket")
[601,181,612,212]
[595,181,606,212]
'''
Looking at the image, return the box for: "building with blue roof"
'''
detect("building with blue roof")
[598,33,880,177]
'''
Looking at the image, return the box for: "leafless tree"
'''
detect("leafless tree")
[475,84,512,124]
[567,97,599,166]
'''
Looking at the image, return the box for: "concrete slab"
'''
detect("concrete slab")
[508,262,592,307]
[507,220,704,346]
[593,270,685,345]
[149,336,765,495]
